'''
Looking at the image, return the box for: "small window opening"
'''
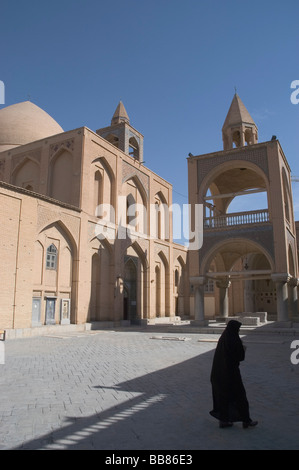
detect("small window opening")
[129,137,139,159]
[46,244,58,270]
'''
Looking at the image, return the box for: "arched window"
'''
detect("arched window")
[154,193,169,240]
[232,130,241,148]
[46,244,58,270]
[129,137,139,160]
[94,170,103,217]
[245,128,253,146]
[106,134,119,148]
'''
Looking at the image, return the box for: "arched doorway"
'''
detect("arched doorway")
[90,239,113,322]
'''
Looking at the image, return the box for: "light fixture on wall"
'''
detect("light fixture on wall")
[243,243,249,270]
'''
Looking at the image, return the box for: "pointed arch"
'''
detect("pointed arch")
[123,175,148,234]
[200,160,269,202]
[129,136,139,159]
[123,240,149,321]
[89,235,113,322]
[130,240,149,270]
[200,237,274,276]
[154,191,169,241]
[40,219,78,255]
[199,160,270,220]
[12,156,40,191]
[92,156,116,220]
[123,174,147,205]
[89,233,113,257]
[49,148,73,204]
[37,220,78,324]
[105,133,119,148]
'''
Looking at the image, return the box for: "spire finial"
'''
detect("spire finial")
[111,100,130,125]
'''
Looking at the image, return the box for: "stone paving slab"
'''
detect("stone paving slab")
[0,327,299,450]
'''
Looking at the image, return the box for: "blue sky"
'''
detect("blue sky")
[1,0,298,232]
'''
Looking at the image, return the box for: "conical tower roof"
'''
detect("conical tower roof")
[222,93,256,130]
[111,101,130,126]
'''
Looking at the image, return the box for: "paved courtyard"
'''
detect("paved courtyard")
[1,325,299,450]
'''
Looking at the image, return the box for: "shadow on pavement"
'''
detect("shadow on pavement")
[9,323,299,450]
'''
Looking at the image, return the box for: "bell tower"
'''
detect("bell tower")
[188,93,298,325]
[96,101,144,163]
[222,93,258,150]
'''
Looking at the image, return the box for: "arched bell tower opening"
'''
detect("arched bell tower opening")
[188,93,299,325]
[222,93,258,150]
[96,101,144,163]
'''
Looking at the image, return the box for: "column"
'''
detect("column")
[244,279,255,313]
[216,278,231,319]
[240,126,246,147]
[288,277,299,321]
[190,276,208,326]
[272,273,290,322]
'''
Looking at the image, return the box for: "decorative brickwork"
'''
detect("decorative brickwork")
[122,160,149,195]
[197,146,268,188]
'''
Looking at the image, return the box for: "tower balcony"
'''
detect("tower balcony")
[204,208,269,230]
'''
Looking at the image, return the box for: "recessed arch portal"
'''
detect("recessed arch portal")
[50,148,73,204]
[200,160,270,224]
[200,237,274,277]
[123,241,148,322]
[90,237,113,322]
[200,237,275,317]
[12,157,40,192]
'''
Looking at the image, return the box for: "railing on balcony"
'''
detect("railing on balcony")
[204,209,269,229]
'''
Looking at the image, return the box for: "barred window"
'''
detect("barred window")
[46,244,58,270]
[204,279,214,293]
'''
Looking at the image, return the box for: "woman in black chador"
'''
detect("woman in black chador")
[210,320,258,429]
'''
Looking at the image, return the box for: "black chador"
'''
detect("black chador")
[209,320,257,428]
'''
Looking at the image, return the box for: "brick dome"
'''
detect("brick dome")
[0,101,64,151]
